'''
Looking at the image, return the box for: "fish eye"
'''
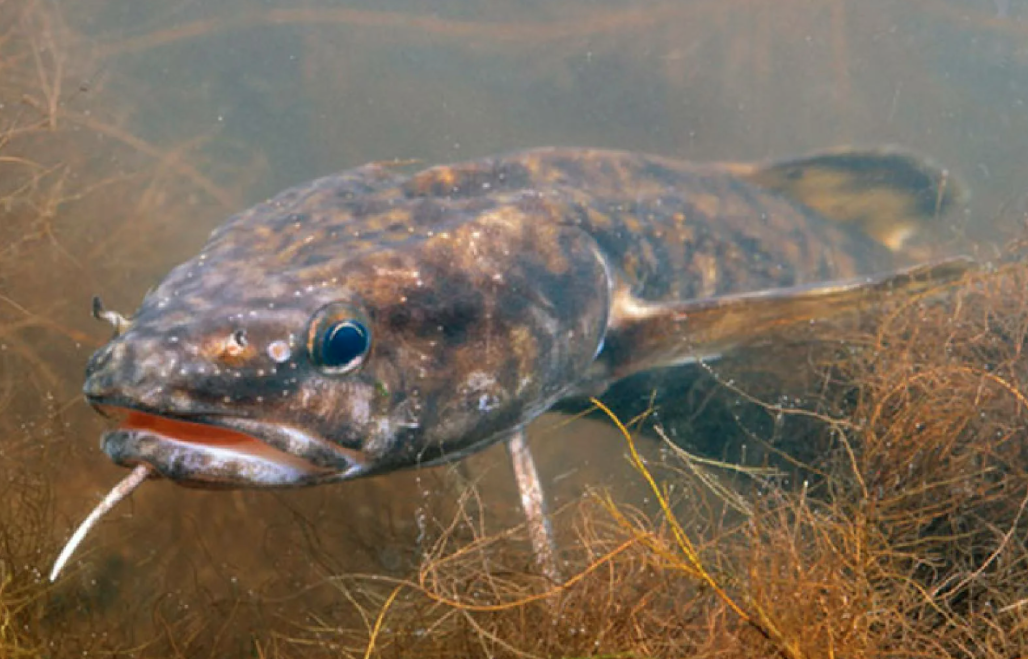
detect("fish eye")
[320,321,369,369]
[308,304,372,375]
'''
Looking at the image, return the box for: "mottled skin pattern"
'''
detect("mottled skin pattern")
[82,147,933,487]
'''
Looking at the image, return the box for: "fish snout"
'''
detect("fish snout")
[83,337,171,404]
[83,340,125,400]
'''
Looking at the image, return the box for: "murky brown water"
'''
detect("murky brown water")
[3,0,1028,656]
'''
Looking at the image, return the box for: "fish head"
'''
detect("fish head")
[83,190,612,488]
[83,267,387,487]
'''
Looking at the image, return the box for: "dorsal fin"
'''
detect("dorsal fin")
[729,148,966,252]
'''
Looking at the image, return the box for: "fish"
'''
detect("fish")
[52,146,970,581]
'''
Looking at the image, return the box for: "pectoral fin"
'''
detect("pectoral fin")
[597,257,973,381]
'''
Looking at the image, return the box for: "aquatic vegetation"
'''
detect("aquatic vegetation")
[0,453,53,658]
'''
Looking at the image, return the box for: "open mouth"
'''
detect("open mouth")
[96,405,366,488]
[50,404,368,583]
[108,407,266,448]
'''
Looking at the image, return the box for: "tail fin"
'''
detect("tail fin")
[731,148,966,252]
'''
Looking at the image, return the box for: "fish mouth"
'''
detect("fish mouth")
[95,405,369,488]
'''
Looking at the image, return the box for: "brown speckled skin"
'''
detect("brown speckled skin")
[83,148,898,486]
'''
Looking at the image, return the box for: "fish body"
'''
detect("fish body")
[82,147,964,488]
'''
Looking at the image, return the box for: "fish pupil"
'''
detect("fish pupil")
[320,320,369,369]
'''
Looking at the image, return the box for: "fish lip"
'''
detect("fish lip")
[192,415,367,475]
[87,395,369,487]
[84,391,230,421]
